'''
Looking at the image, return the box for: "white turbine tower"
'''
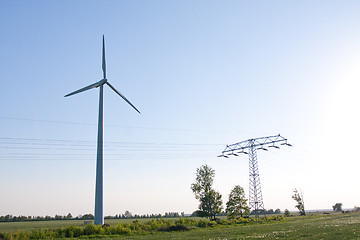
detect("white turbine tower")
[65,35,140,225]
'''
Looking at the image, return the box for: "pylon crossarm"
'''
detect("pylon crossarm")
[220,134,290,156]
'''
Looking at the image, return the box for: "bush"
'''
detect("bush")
[60,226,82,238]
[159,225,190,232]
[146,219,173,231]
[215,219,231,225]
[175,218,197,226]
[112,224,132,235]
[83,224,96,235]
[233,217,251,224]
[270,216,284,221]
[207,221,217,227]
[30,229,55,239]
[197,220,208,228]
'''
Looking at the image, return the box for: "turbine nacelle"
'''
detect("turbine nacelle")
[98,78,108,86]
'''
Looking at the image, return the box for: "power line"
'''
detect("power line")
[0,137,223,147]
[0,136,223,161]
[0,116,260,134]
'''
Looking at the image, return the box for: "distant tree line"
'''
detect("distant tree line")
[104,211,185,219]
[0,213,76,222]
[249,208,281,215]
[0,212,186,223]
[190,208,281,218]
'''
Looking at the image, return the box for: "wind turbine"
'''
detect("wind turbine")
[65,35,140,225]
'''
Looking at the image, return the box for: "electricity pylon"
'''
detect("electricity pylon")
[218,134,291,217]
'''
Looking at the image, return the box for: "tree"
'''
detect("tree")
[225,185,249,218]
[292,188,305,216]
[82,214,94,220]
[267,209,275,214]
[200,189,223,220]
[191,164,223,220]
[124,211,132,218]
[333,203,343,212]
[284,209,290,217]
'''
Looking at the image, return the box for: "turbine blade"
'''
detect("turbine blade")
[106,82,141,114]
[102,35,106,79]
[64,81,103,97]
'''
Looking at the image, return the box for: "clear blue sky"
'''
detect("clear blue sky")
[1,0,360,217]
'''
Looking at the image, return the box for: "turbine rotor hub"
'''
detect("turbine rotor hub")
[96,78,107,87]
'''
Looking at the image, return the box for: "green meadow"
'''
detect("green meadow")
[0,212,359,239]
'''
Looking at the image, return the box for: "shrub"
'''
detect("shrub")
[112,224,132,235]
[159,224,190,232]
[30,229,55,239]
[207,221,217,227]
[197,220,208,228]
[146,219,174,231]
[270,216,284,221]
[83,224,96,235]
[60,226,82,238]
[233,217,251,224]
[215,219,231,225]
[170,225,190,231]
[175,218,197,226]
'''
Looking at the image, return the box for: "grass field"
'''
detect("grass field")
[1,212,360,239]
[112,212,360,240]
[0,217,210,233]
[0,218,141,233]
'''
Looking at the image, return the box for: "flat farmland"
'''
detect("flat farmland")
[0,212,359,239]
[0,218,154,233]
[113,212,360,240]
[0,217,205,233]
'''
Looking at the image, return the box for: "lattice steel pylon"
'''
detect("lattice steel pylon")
[218,134,291,217]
